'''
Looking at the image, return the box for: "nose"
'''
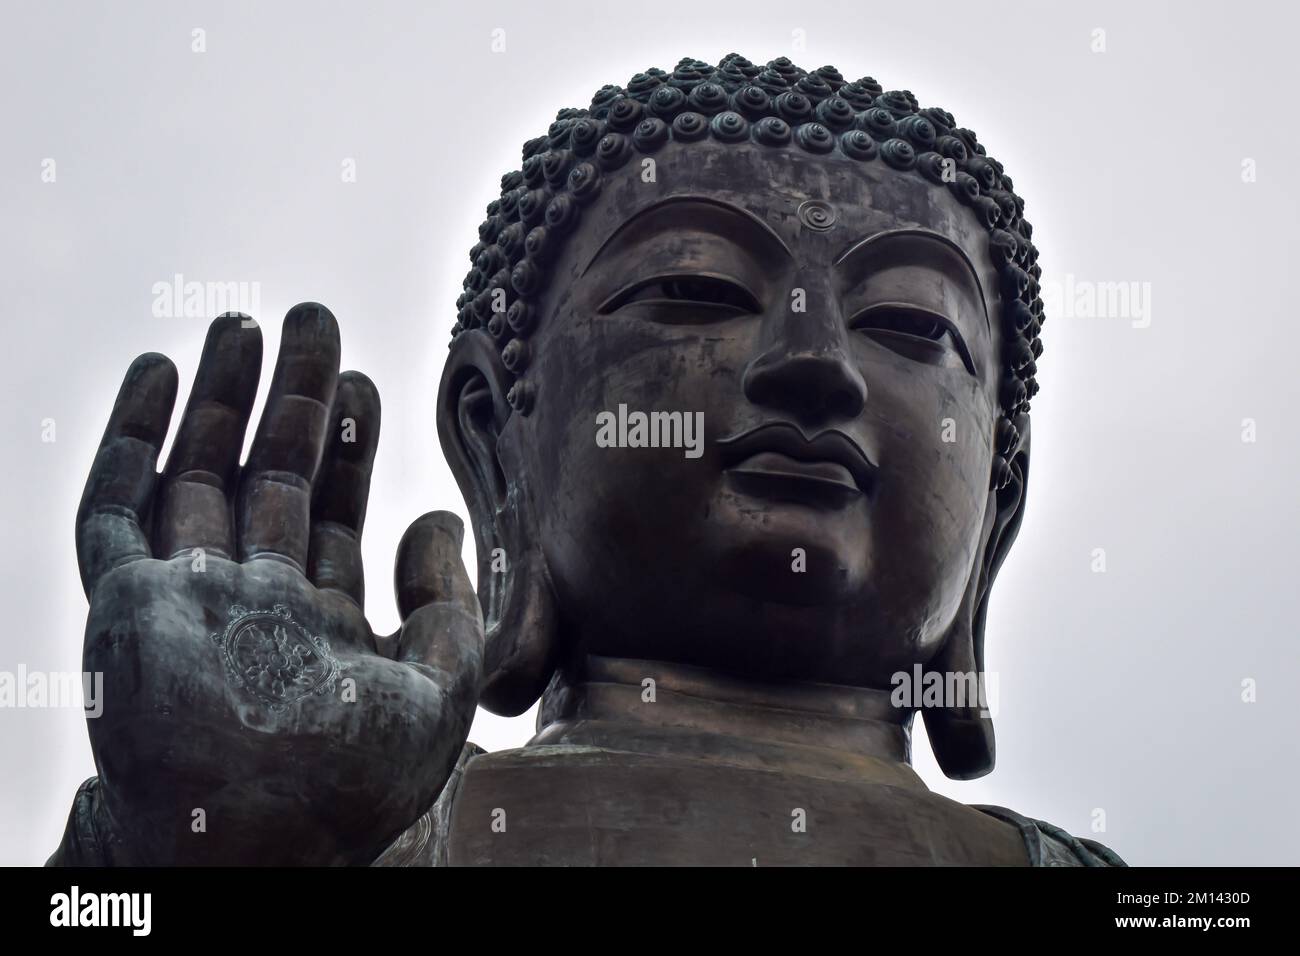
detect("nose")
[743,279,868,426]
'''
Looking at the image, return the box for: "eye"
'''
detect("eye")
[852,304,948,340]
[849,303,974,373]
[599,274,761,318]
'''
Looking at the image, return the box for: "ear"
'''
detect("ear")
[922,415,1031,779]
[436,331,559,716]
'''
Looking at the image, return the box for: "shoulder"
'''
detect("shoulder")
[972,804,1127,866]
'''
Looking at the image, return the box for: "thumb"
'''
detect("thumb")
[393,511,484,675]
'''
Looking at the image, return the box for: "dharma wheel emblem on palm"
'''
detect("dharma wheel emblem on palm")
[210,605,343,710]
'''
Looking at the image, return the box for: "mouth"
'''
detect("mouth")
[717,422,878,507]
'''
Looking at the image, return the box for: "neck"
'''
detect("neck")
[531,655,925,790]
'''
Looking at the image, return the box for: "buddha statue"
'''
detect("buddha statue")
[50,55,1124,867]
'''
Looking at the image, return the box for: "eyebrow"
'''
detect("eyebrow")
[581,195,793,277]
[833,228,992,329]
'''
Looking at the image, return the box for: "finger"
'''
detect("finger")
[153,314,262,559]
[76,353,178,595]
[392,516,483,827]
[394,512,484,676]
[307,371,381,607]
[236,302,340,569]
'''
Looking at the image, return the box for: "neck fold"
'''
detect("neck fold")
[531,655,924,789]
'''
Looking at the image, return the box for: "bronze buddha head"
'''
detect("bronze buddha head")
[437,55,1043,779]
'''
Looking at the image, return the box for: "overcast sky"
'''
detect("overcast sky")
[1,0,1296,865]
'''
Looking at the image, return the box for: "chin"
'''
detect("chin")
[705,491,870,607]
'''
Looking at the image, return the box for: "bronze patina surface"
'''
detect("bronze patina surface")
[50,55,1122,867]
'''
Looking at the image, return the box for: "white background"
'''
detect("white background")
[1,0,1296,865]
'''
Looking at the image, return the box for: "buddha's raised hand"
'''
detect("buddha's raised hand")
[70,306,482,865]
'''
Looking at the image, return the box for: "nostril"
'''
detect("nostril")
[828,384,867,418]
[743,350,868,422]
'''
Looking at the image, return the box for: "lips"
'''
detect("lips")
[717,422,877,505]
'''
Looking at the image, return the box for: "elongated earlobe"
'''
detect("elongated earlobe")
[924,424,1030,779]
[922,572,996,779]
[478,542,558,714]
[437,332,559,715]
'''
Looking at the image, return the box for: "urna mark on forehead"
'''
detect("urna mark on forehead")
[561,142,999,312]
[450,54,1043,491]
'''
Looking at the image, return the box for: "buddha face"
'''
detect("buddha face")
[482,139,1014,689]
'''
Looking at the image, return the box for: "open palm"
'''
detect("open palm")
[74,305,482,865]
